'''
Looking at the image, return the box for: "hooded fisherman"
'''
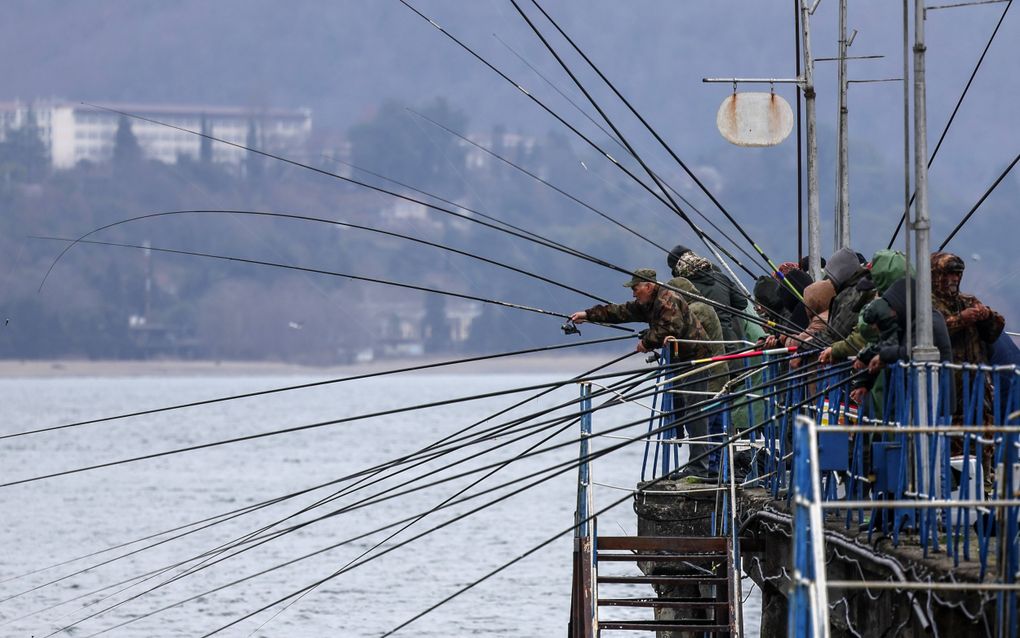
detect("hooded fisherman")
[666,245,747,350]
[569,269,717,481]
[930,251,1005,423]
[817,247,875,345]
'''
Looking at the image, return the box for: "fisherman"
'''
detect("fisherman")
[668,275,727,476]
[849,277,953,407]
[569,269,716,481]
[930,251,1005,424]
[666,245,746,351]
[817,247,875,346]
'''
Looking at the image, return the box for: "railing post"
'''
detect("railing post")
[789,415,831,638]
[570,382,596,638]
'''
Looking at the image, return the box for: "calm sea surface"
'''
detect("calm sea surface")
[1,373,759,636]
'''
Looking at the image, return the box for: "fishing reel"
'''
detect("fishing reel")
[560,320,581,336]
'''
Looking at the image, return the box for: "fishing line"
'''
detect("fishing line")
[888,0,1013,247]
[69,105,810,342]
[377,369,863,636]
[28,352,795,628]
[43,233,817,349]
[520,0,815,307]
[2,357,708,488]
[44,208,613,304]
[938,150,1020,250]
[54,356,840,636]
[41,366,661,635]
[202,364,859,637]
[508,0,761,283]
[1,333,631,441]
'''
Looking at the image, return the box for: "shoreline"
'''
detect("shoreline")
[0,352,642,379]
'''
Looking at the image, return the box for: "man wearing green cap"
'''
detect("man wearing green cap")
[569,269,716,480]
[569,268,711,358]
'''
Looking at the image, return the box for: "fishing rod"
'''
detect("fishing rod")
[43,365,667,635]
[507,0,766,285]
[3,355,723,489]
[40,209,615,306]
[520,0,795,282]
[409,107,762,283]
[377,368,863,636]
[397,1,751,277]
[33,234,637,331]
[40,233,817,349]
[201,363,859,638]
[83,356,844,637]
[27,345,795,616]
[938,150,1020,250]
[76,105,812,342]
[1,329,631,441]
[4,354,646,624]
[493,32,770,285]
[888,0,1013,247]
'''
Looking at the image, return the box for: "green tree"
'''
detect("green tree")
[0,109,50,183]
[348,98,468,199]
[112,115,142,165]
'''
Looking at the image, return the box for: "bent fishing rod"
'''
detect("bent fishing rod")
[205,364,860,638]
[74,105,812,342]
[518,0,803,294]
[5,351,643,615]
[1,329,631,441]
[42,364,667,635]
[39,234,817,348]
[34,234,636,327]
[888,0,1013,247]
[39,209,615,305]
[3,354,730,489]
[90,356,844,637]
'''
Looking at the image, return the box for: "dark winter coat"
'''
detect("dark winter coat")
[584,285,711,360]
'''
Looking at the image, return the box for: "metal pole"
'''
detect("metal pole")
[801,1,823,281]
[903,0,914,363]
[795,0,804,262]
[835,0,851,249]
[912,0,939,363]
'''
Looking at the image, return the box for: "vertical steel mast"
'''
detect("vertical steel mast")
[800,0,823,281]
[912,0,938,362]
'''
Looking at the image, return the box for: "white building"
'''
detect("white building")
[0,100,312,169]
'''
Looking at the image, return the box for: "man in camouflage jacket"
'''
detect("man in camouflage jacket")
[569,269,716,480]
[931,251,1005,424]
[570,269,712,360]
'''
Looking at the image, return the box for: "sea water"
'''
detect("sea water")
[0,373,760,636]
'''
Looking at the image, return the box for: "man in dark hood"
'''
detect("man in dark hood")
[818,247,875,346]
[667,245,746,351]
[850,277,952,405]
[930,251,1005,424]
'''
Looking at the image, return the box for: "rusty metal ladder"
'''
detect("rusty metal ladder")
[571,534,736,636]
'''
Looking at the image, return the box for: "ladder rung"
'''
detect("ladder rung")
[597,536,729,552]
[599,597,729,608]
[598,575,727,584]
[598,553,726,562]
[598,620,731,632]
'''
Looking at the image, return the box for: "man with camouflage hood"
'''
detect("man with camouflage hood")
[931,251,1005,422]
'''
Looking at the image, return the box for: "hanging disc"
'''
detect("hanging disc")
[716,92,794,147]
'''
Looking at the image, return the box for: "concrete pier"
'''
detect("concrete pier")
[634,480,1001,637]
